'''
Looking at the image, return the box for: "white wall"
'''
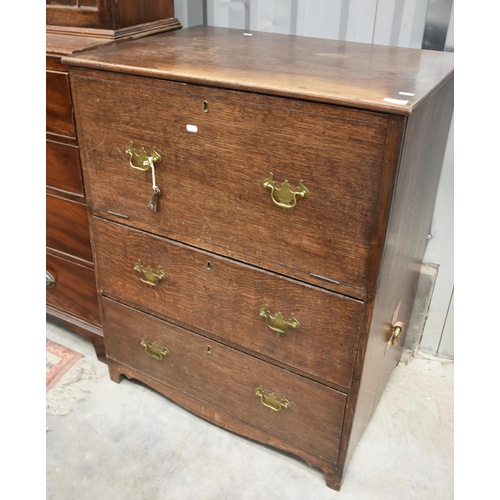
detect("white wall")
[174,0,454,358]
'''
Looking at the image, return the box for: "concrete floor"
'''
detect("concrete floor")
[46,316,453,499]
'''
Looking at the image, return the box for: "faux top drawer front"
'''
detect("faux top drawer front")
[93,218,364,389]
[102,297,347,465]
[72,70,401,294]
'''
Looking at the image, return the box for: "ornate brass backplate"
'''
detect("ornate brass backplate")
[262,172,309,209]
[134,260,166,286]
[259,305,300,337]
[140,337,170,361]
[254,385,291,412]
[125,141,161,172]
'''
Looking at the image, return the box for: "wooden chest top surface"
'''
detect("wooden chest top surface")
[62,25,454,115]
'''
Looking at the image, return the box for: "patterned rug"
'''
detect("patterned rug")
[46,338,103,416]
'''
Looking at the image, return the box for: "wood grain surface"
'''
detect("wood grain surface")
[46,194,93,263]
[71,69,401,295]
[46,140,84,196]
[46,253,101,327]
[103,297,347,465]
[93,217,364,389]
[46,69,75,138]
[63,26,454,115]
[62,25,454,491]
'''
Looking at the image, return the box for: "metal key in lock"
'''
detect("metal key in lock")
[149,186,161,212]
[148,162,161,212]
[125,141,162,212]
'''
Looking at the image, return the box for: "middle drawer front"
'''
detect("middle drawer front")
[46,194,93,263]
[93,218,364,389]
[102,297,347,465]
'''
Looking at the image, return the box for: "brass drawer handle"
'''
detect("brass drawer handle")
[262,172,309,209]
[125,141,161,172]
[255,385,291,412]
[259,305,300,337]
[134,260,166,286]
[46,271,56,288]
[140,337,170,361]
[125,141,162,211]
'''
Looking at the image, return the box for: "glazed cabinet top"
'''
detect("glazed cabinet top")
[62,25,454,115]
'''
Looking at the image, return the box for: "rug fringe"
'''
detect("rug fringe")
[46,357,105,416]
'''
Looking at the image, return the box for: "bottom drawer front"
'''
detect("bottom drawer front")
[46,253,100,326]
[103,298,347,464]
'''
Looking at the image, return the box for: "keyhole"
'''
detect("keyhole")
[203,100,209,113]
[207,346,212,354]
[206,261,213,271]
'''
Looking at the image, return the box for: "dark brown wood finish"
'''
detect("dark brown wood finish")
[106,354,344,488]
[47,34,110,57]
[64,26,454,491]
[46,0,180,359]
[103,298,347,465]
[46,45,104,352]
[70,69,401,297]
[46,0,181,359]
[63,26,453,115]
[46,194,93,262]
[46,69,75,138]
[46,140,84,195]
[341,75,455,474]
[46,0,177,34]
[46,253,101,327]
[92,217,364,389]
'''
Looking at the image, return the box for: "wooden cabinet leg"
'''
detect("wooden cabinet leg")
[107,359,123,383]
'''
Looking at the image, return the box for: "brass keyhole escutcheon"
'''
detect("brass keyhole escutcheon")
[203,100,209,113]
[206,261,213,271]
[207,346,212,354]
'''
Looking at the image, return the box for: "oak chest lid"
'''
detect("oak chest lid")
[62,25,453,115]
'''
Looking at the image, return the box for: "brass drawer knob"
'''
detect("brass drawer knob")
[255,385,291,412]
[262,172,309,209]
[259,305,300,337]
[134,260,166,286]
[140,337,170,361]
[390,321,405,345]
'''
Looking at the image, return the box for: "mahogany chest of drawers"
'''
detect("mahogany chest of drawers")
[46,1,180,360]
[46,35,105,357]
[63,26,454,490]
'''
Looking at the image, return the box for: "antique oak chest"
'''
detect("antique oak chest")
[63,26,454,490]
